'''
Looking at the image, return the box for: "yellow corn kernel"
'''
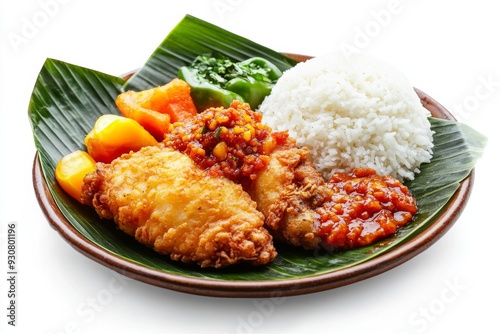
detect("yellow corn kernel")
[213,142,228,160]
[242,130,252,142]
[215,113,229,123]
[208,119,218,130]
[233,126,245,134]
[245,124,255,136]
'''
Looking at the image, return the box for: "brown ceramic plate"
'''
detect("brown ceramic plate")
[32,85,474,298]
[32,51,475,297]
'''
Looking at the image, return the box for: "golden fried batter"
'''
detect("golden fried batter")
[82,145,276,268]
[246,139,333,250]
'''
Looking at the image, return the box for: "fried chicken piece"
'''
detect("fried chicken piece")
[246,139,333,250]
[81,145,276,268]
[248,142,418,251]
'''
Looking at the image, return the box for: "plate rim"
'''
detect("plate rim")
[32,87,475,298]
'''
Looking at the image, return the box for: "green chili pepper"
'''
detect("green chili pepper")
[238,57,283,82]
[178,54,283,112]
[178,67,243,113]
[224,77,274,111]
[214,127,222,139]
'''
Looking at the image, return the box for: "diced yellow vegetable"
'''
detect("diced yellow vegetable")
[84,114,158,163]
[55,150,96,203]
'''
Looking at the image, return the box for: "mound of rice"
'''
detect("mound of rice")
[259,53,434,181]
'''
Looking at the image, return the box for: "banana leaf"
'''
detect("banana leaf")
[124,15,298,91]
[28,15,487,282]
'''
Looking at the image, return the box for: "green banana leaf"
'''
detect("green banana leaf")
[28,15,487,282]
[124,15,298,91]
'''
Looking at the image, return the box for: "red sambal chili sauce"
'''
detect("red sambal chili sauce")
[162,100,288,182]
[316,168,418,249]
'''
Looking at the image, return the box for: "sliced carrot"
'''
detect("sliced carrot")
[115,91,170,141]
[148,78,198,122]
[115,78,197,140]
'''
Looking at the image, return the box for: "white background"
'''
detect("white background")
[1,0,498,333]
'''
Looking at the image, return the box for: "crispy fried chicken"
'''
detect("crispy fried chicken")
[82,145,276,268]
[246,139,333,250]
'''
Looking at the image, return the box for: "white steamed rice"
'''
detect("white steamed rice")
[259,53,434,181]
